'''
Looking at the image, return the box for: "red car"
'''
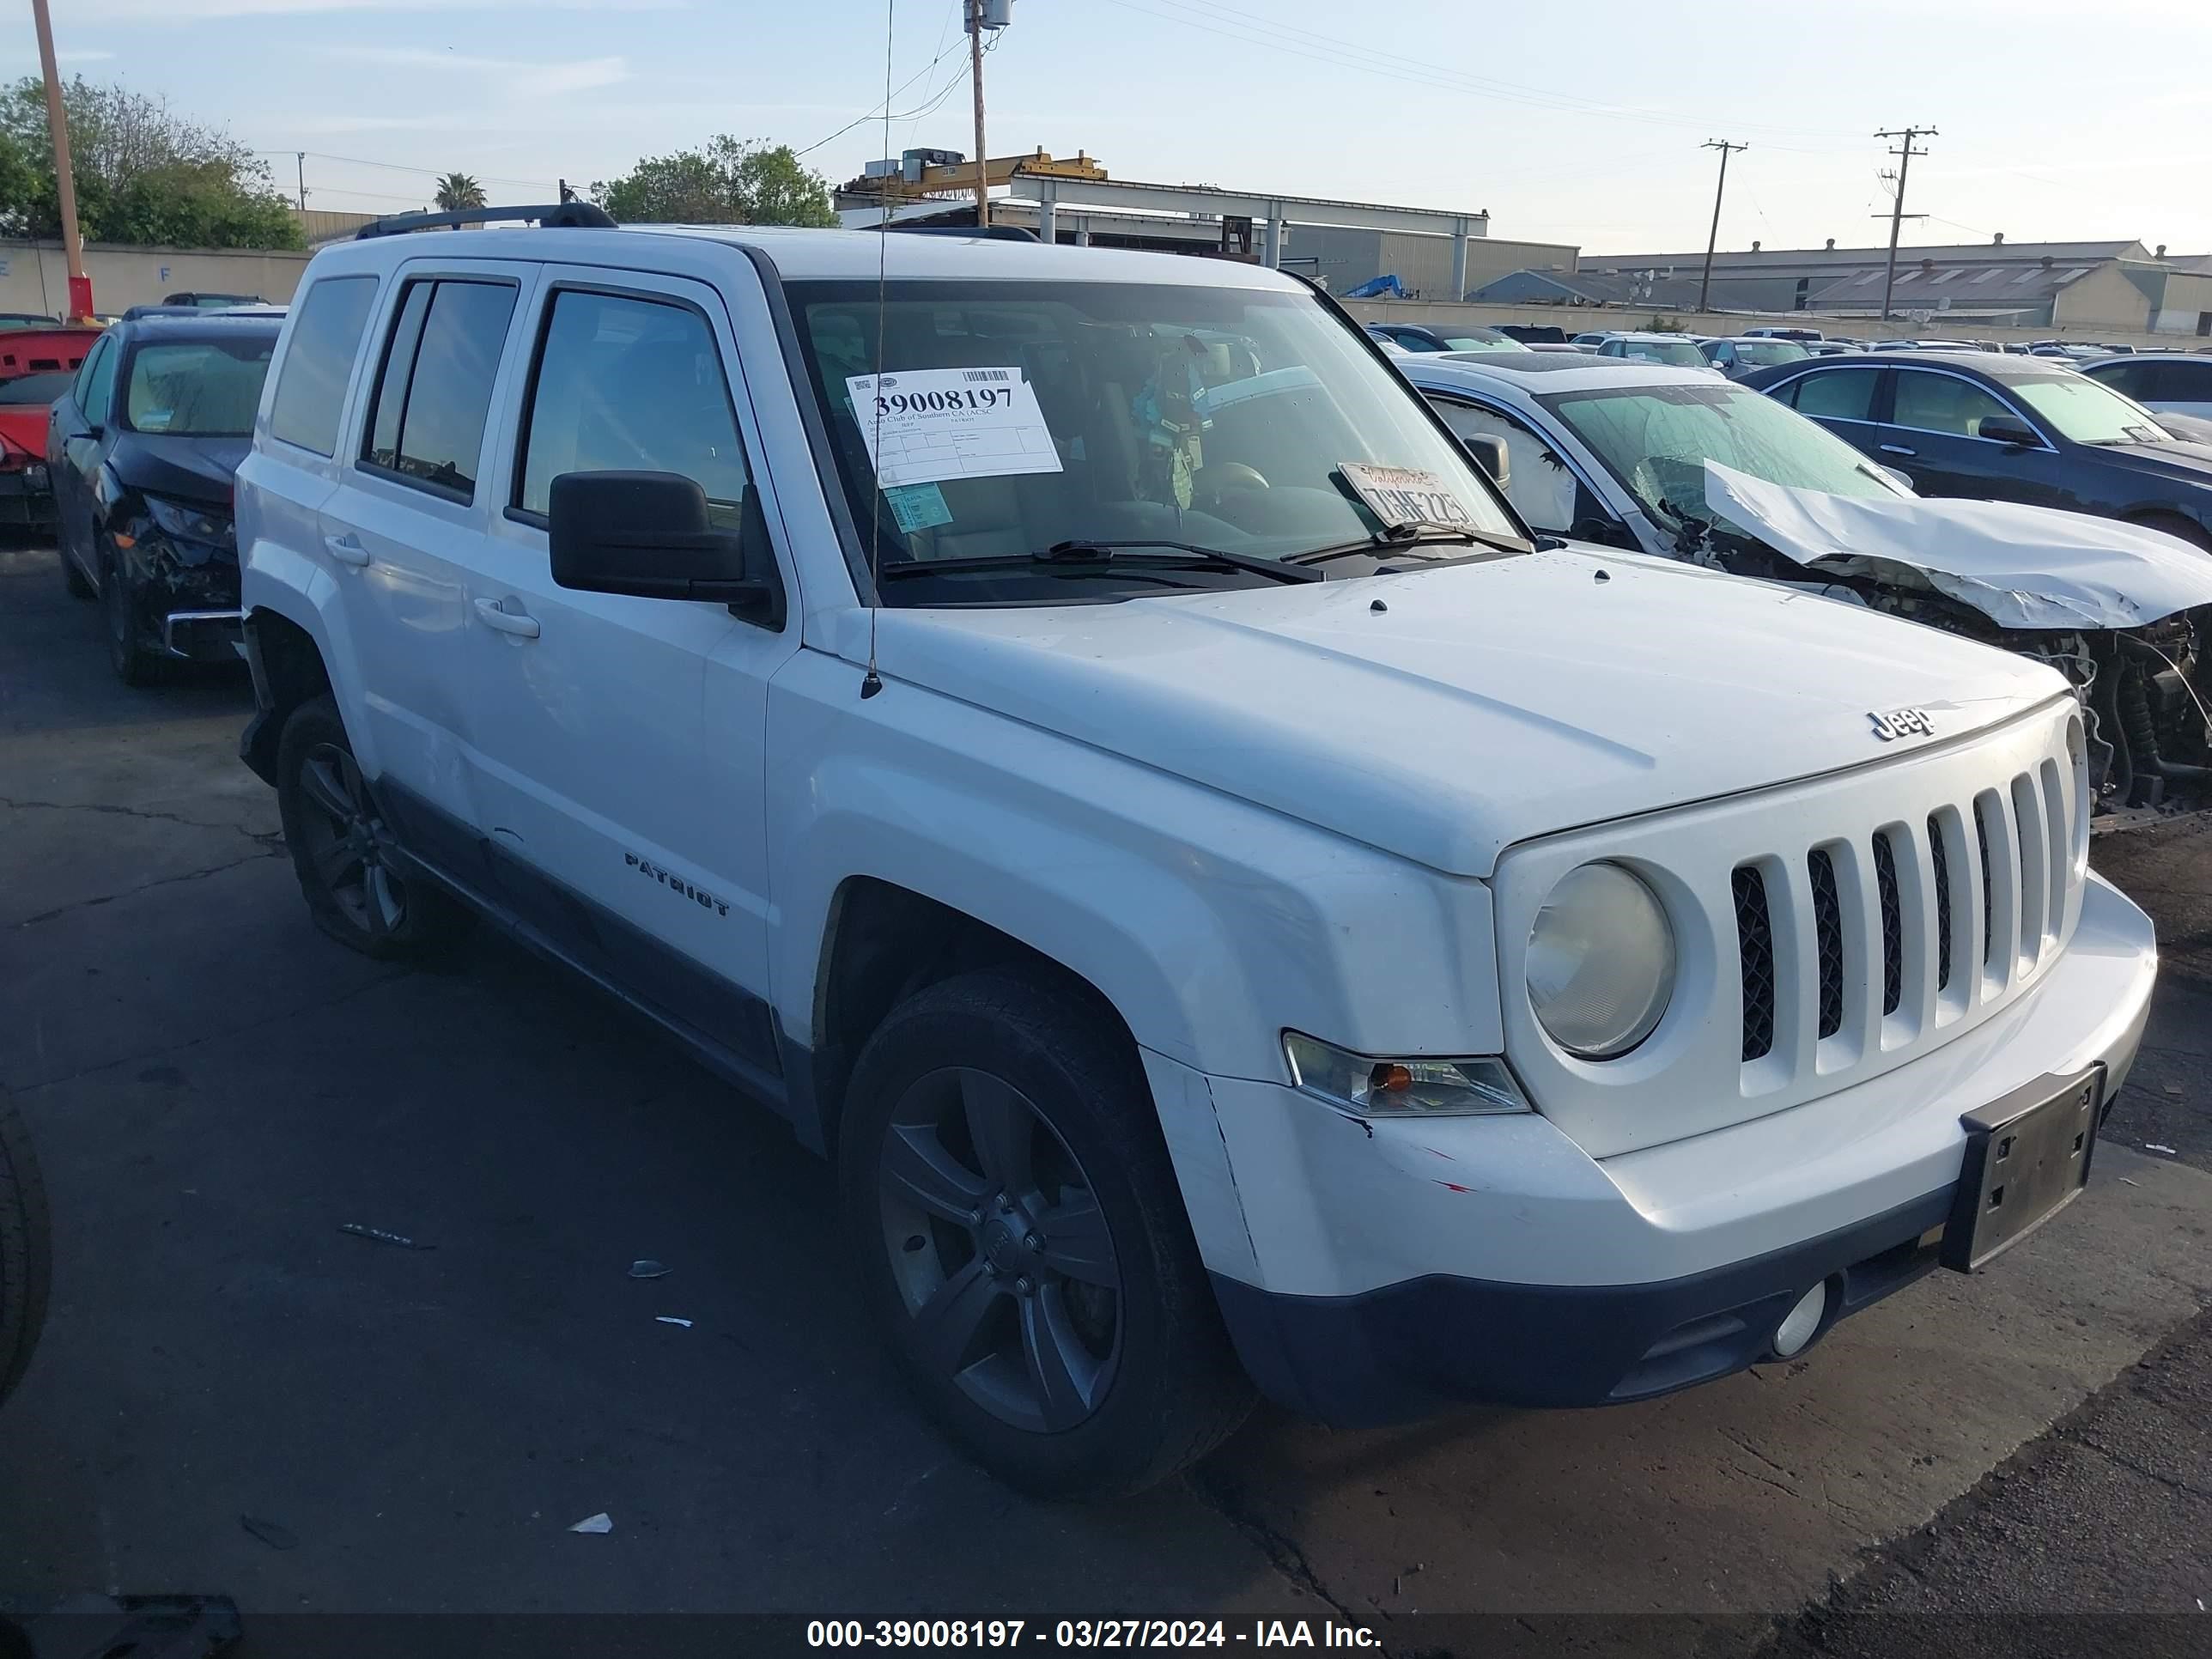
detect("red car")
[0,325,103,532]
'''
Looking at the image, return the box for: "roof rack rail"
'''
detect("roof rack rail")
[874,222,1040,243]
[356,202,617,240]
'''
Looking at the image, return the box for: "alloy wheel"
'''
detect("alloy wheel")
[295,742,409,939]
[877,1066,1123,1434]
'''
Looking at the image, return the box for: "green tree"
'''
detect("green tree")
[592,137,835,228]
[0,76,301,250]
[434,172,485,211]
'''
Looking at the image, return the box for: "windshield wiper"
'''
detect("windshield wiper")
[878,538,1322,585]
[1286,519,1531,568]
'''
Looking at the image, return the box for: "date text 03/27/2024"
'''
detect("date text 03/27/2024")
[805,1620,1381,1650]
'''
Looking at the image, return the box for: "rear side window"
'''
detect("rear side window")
[2157,362,2212,402]
[514,288,750,523]
[1791,369,1880,423]
[270,275,378,455]
[361,277,518,501]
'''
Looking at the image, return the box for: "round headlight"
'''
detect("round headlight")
[1528,862,1675,1059]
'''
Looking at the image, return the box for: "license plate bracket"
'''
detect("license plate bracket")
[1942,1066,2102,1273]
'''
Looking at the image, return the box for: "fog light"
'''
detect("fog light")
[1772,1283,1828,1358]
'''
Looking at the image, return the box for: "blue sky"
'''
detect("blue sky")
[7,0,2210,257]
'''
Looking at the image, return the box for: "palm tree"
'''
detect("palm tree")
[434,172,486,212]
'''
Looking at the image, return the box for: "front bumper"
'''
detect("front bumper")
[1194,872,2155,1425]
[0,466,54,527]
[160,608,245,663]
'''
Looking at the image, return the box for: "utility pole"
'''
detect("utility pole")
[27,0,89,320]
[1875,126,1936,322]
[295,152,307,212]
[1698,140,1747,313]
[966,0,990,228]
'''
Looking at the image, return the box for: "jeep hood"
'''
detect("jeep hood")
[1706,460,2212,631]
[863,547,2065,878]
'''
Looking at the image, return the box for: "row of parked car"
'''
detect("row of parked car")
[1366,319,2212,395]
[23,211,2197,1499]
[0,292,270,535]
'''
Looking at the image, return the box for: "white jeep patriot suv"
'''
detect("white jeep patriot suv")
[234,208,2158,1497]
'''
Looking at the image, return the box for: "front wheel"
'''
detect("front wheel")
[101,544,154,685]
[0,1091,52,1411]
[58,542,94,601]
[275,694,468,960]
[839,971,1253,1497]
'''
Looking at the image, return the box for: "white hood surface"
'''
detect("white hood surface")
[1705,460,2212,632]
[871,547,2066,878]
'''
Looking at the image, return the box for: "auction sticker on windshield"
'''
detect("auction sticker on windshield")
[1340,462,1478,530]
[847,368,1064,489]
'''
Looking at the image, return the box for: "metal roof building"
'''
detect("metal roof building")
[1472,238,2212,336]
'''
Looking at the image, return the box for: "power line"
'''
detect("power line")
[795,3,966,156]
[255,149,557,191]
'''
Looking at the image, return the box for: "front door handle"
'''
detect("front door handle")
[473,596,541,639]
[324,532,370,567]
[1878,443,1917,457]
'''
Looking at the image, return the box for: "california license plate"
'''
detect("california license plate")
[1941,1068,2101,1272]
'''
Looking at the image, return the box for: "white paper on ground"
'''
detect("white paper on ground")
[569,1512,613,1534]
[1705,460,2212,631]
[846,368,1063,489]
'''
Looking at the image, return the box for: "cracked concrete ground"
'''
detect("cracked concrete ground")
[1,539,2208,1646]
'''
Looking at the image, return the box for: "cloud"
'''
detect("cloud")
[316,46,629,94]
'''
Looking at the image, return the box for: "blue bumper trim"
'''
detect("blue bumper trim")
[1210,1186,1954,1425]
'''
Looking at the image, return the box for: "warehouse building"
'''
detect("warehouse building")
[836,148,1575,296]
[1472,236,2212,336]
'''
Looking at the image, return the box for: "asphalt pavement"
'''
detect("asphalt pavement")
[0,538,2207,1655]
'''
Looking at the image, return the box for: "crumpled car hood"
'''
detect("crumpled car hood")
[866,546,2064,878]
[1705,460,2212,632]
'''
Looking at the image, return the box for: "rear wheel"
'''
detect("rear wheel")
[0,1090,52,1411]
[275,694,467,960]
[839,970,1252,1496]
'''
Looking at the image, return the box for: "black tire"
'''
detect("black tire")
[275,694,469,960]
[839,969,1253,1497]
[100,542,155,686]
[58,542,94,601]
[0,1089,52,1412]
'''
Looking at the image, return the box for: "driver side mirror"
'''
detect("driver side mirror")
[550,470,782,625]
[1977,414,2039,447]
[1462,434,1510,489]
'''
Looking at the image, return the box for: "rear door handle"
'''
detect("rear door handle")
[1878,443,1917,457]
[473,596,541,639]
[324,532,369,567]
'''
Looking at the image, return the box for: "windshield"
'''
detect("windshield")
[122,338,273,436]
[1739,341,1809,366]
[1441,332,1524,353]
[1623,338,1708,368]
[2011,375,2172,446]
[1544,380,1899,532]
[789,278,1522,603]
